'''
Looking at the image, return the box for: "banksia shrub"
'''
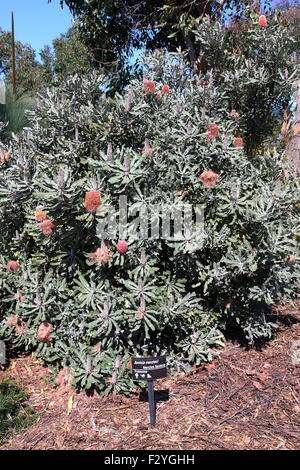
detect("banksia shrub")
[194,14,299,154]
[0,34,299,395]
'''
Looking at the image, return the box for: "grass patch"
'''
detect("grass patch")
[0,379,36,445]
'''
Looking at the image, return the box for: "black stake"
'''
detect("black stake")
[147,379,156,426]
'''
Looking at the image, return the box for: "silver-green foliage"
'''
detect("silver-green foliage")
[0,48,299,394]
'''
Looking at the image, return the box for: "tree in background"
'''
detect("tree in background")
[50,0,259,72]
[40,26,94,85]
[0,25,95,92]
[0,30,46,94]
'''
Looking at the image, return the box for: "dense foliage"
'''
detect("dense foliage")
[40,26,94,85]
[193,11,300,154]
[51,0,261,70]
[0,16,299,394]
[0,29,46,94]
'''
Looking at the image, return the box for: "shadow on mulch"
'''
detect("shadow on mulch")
[267,313,300,327]
[139,388,170,403]
[223,305,300,351]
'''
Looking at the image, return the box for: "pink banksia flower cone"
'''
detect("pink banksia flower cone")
[117,240,128,253]
[258,15,267,27]
[233,137,244,148]
[285,254,297,264]
[84,190,101,212]
[0,151,10,164]
[6,315,20,326]
[230,109,239,120]
[205,124,219,141]
[35,207,47,222]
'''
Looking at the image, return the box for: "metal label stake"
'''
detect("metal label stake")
[132,355,167,426]
[147,379,156,426]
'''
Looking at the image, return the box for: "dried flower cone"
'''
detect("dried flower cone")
[36,321,53,343]
[6,260,19,272]
[90,241,111,266]
[0,151,11,164]
[39,219,55,236]
[143,80,156,93]
[6,315,28,335]
[55,367,73,387]
[200,170,220,188]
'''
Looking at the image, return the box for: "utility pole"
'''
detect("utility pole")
[11,12,17,97]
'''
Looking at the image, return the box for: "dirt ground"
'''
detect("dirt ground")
[1,302,300,451]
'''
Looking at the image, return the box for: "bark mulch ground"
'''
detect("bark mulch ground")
[0,302,300,451]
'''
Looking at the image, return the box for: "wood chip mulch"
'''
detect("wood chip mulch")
[1,302,300,450]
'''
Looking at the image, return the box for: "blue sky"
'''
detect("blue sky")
[0,0,73,59]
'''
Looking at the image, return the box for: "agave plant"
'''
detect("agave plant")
[0,85,35,142]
